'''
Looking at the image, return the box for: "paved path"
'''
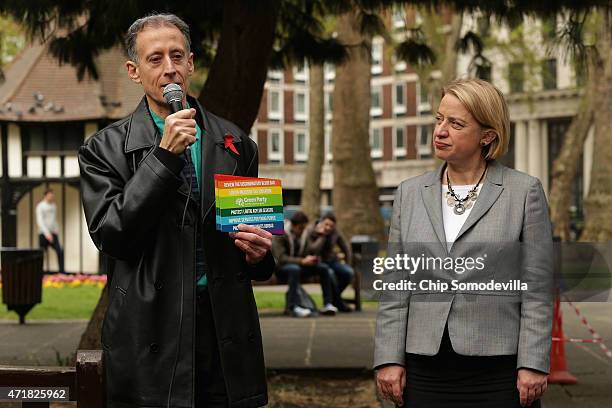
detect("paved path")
[0,296,610,407]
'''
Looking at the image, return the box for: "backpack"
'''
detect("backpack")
[285,285,318,314]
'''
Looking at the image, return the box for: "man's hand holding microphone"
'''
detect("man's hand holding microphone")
[159,83,196,155]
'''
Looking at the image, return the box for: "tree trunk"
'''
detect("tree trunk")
[301,63,325,222]
[199,0,279,133]
[581,11,612,242]
[331,9,384,242]
[419,8,462,112]
[75,283,109,352]
[548,67,596,241]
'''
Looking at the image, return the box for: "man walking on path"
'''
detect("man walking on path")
[36,189,64,274]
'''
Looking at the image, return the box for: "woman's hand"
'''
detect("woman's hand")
[517,368,548,406]
[376,364,406,406]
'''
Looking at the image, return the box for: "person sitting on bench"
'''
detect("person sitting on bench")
[272,211,337,317]
[305,213,354,312]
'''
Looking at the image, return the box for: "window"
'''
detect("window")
[418,82,430,113]
[22,123,83,153]
[541,17,557,42]
[294,131,308,162]
[325,127,333,161]
[324,63,335,82]
[370,86,383,117]
[394,55,406,72]
[392,9,405,30]
[294,91,307,122]
[371,38,383,75]
[393,83,406,115]
[508,63,524,93]
[268,89,282,121]
[477,16,491,37]
[294,62,308,83]
[370,128,383,159]
[325,91,333,121]
[476,65,492,82]
[394,126,406,157]
[418,125,432,158]
[267,69,283,82]
[542,58,557,90]
[268,130,283,163]
[249,129,258,145]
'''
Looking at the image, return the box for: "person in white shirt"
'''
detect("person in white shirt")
[36,189,64,274]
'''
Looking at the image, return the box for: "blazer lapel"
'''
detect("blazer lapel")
[454,160,504,242]
[421,163,448,252]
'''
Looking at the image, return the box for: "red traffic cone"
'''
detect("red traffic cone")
[548,294,578,384]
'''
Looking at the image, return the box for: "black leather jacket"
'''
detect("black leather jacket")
[78,96,275,408]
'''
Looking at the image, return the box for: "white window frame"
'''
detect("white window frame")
[325,91,333,121]
[394,54,407,72]
[267,69,283,82]
[371,37,384,75]
[268,89,283,121]
[325,127,333,161]
[324,63,335,82]
[393,126,407,158]
[268,129,283,163]
[294,130,308,162]
[392,9,405,30]
[294,91,308,122]
[249,129,258,145]
[393,82,407,115]
[293,62,308,83]
[417,82,431,113]
[370,85,383,117]
[417,124,433,157]
[370,127,383,159]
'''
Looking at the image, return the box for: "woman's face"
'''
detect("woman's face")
[433,94,486,164]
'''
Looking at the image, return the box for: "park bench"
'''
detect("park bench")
[255,236,380,312]
[0,350,104,407]
[0,248,44,324]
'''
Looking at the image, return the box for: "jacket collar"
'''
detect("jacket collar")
[124,95,239,153]
[421,159,504,253]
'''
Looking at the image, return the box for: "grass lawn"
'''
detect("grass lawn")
[0,285,104,321]
[0,285,311,320]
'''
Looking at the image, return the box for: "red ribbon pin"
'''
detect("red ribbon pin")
[224,133,240,156]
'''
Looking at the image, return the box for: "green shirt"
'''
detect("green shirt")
[149,104,202,187]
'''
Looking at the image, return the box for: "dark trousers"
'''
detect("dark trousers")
[324,260,354,306]
[277,263,334,309]
[39,233,64,274]
[195,287,228,407]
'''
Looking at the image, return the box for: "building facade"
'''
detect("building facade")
[254,9,592,224]
[0,44,142,273]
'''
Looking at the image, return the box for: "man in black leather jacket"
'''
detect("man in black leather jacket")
[78,13,275,408]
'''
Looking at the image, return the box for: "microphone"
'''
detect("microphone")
[162,83,192,155]
[162,83,184,113]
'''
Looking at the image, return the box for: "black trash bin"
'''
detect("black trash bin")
[0,248,44,324]
[351,235,380,310]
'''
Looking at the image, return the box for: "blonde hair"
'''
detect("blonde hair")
[442,79,509,160]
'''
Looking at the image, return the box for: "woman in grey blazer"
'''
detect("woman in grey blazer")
[374,79,553,408]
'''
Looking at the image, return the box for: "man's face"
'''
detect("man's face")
[320,219,336,235]
[126,24,194,116]
[291,223,306,237]
[44,192,54,203]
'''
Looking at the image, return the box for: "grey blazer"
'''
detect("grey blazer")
[374,160,554,374]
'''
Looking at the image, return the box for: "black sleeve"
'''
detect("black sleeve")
[79,141,185,261]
